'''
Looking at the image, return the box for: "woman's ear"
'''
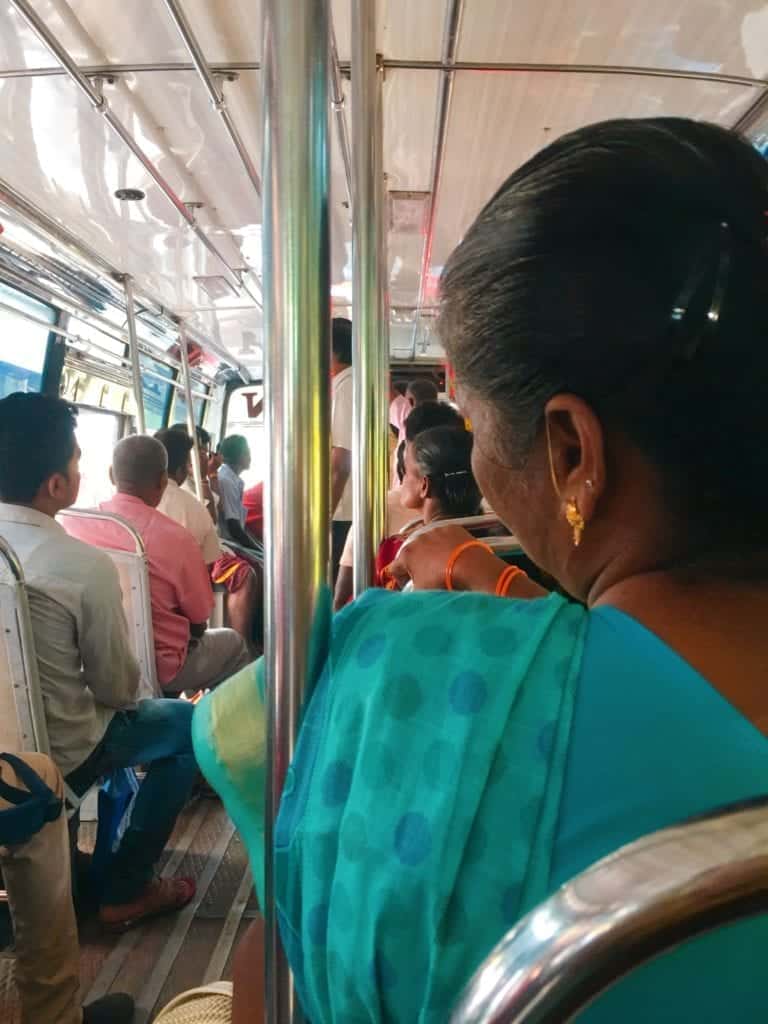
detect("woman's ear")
[420,474,432,501]
[543,394,606,524]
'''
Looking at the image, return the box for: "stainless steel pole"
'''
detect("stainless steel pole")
[178,325,205,502]
[376,62,390,531]
[122,277,146,434]
[262,0,331,1019]
[351,0,384,595]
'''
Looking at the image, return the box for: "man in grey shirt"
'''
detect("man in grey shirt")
[0,393,197,932]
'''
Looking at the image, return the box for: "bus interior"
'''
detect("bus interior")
[0,1,767,1021]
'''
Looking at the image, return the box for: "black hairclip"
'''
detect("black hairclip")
[670,221,732,361]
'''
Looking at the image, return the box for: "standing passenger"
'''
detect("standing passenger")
[156,429,261,651]
[0,393,197,931]
[330,317,353,581]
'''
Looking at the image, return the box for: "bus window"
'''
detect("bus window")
[141,355,174,432]
[74,406,121,508]
[0,283,55,397]
[225,385,264,488]
[171,390,205,430]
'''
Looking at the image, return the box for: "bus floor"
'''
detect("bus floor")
[0,796,256,1024]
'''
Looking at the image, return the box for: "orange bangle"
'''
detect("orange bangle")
[445,540,493,591]
[495,564,527,597]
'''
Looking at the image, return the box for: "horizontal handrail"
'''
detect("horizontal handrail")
[58,508,146,558]
[451,796,768,1023]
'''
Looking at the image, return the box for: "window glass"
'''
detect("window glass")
[171,390,205,430]
[75,407,121,508]
[225,386,265,488]
[0,283,55,397]
[140,355,173,432]
[67,317,126,366]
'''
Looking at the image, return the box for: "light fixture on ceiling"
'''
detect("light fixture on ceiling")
[114,188,146,202]
[389,191,430,234]
[193,275,240,301]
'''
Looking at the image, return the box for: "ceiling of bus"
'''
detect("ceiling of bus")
[0,0,766,376]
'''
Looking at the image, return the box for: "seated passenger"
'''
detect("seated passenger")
[194,118,768,1022]
[334,400,466,609]
[67,434,250,694]
[217,435,262,566]
[377,425,483,586]
[156,429,261,650]
[0,751,134,1023]
[169,423,220,523]
[0,393,197,930]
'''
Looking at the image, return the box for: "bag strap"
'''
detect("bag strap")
[0,752,63,826]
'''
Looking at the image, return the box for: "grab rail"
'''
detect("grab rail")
[451,797,768,1023]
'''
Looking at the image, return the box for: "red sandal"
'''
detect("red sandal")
[99,876,196,932]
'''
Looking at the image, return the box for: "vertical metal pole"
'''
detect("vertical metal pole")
[376,62,390,519]
[123,276,146,434]
[352,0,384,595]
[178,324,205,503]
[262,0,331,1020]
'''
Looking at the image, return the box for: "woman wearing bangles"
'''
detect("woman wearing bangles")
[193,117,768,1023]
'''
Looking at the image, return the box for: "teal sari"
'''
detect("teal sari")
[193,589,587,1022]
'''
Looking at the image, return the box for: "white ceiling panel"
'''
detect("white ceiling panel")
[0,71,246,309]
[458,0,768,81]
[383,70,440,191]
[432,71,759,270]
[332,0,449,63]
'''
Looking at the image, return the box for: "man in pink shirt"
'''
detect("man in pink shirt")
[70,436,249,694]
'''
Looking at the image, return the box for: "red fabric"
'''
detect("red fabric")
[211,553,252,594]
[375,535,405,588]
[243,483,264,540]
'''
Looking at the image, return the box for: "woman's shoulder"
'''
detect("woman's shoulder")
[329,589,588,685]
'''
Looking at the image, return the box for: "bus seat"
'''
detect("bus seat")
[0,535,50,756]
[450,796,768,1023]
[58,508,159,700]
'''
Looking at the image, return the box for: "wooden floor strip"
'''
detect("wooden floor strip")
[202,863,253,985]
[133,820,236,1023]
[84,802,209,1003]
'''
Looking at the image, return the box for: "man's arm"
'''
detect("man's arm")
[80,557,140,707]
[331,445,351,517]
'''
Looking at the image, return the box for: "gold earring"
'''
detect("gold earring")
[565,498,585,547]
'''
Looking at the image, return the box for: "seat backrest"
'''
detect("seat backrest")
[0,536,50,755]
[450,797,768,1023]
[58,509,159,700]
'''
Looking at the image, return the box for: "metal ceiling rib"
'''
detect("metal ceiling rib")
[0,59,766,89]
[159,0,263,199]
[410,0,464,358]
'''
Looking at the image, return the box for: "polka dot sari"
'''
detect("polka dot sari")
[193,589,587,1022]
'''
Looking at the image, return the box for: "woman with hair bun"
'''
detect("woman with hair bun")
[195,118,768,1022]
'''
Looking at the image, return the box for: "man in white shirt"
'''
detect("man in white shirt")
[156,428,261,649]
[330,317,353,582]
[0,392,196,932]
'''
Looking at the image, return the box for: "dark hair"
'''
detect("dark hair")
[332,318,353,366]
[440,117,768,549]
[155,428,193,476]
[407,379,438,405]
[220,434,249,464]
[412,426,482,518]
[0,393,78,502]
[169,422,212,450]
[404,400,464,441]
